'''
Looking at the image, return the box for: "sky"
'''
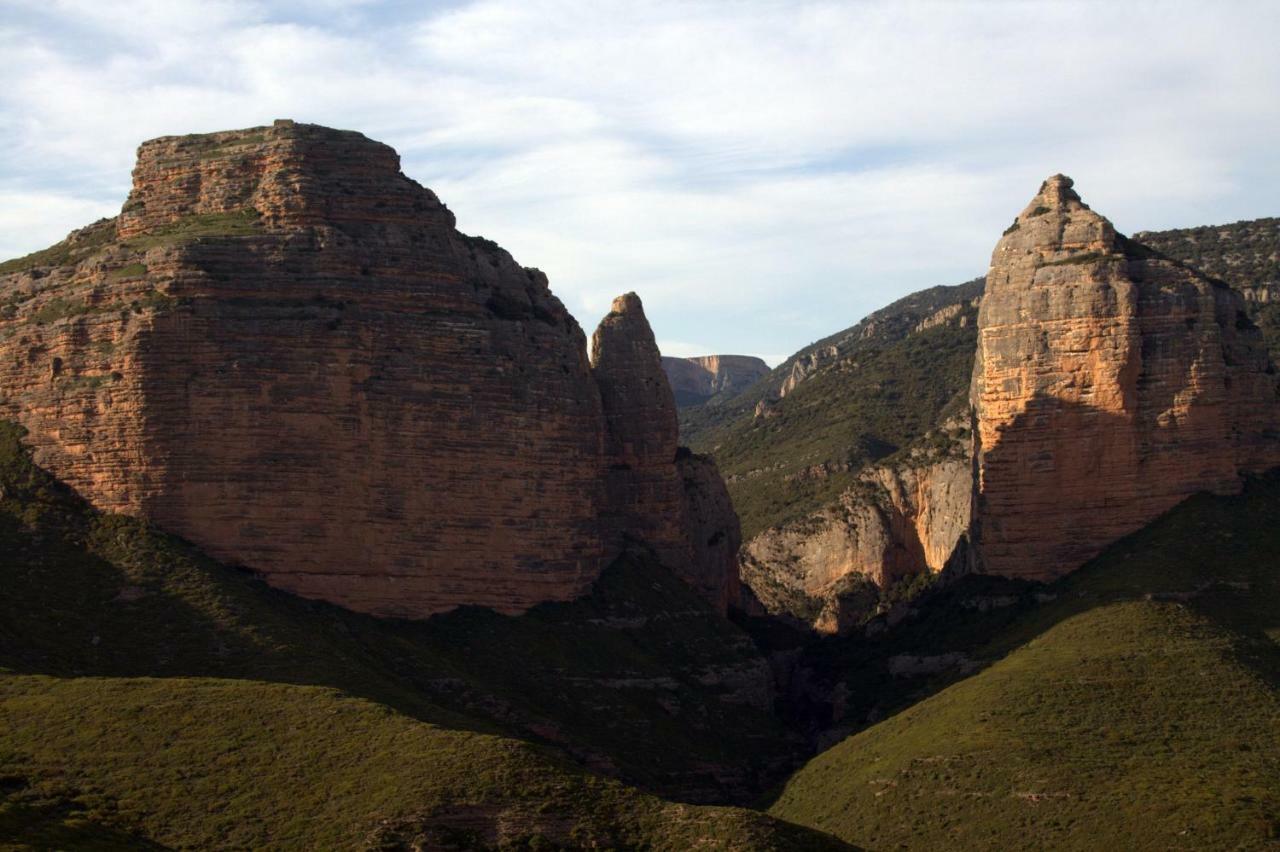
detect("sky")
[2,1,1278,365]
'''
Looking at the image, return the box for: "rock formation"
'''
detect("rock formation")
[730,177,1280,632]
[741,418,972,633]
[971,174,1280,581]
[0,120,744,618]
[662,354,770,406]
[593,293,692,569]
[676,449,746,613]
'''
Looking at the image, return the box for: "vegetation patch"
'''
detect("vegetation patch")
[768,474,1280,849]
[107,263,147,280]
[56,373,117,392]
[30,297,94,325]
[121,209,263,250]
[0,219,117,276]
[1041,251,1108,267]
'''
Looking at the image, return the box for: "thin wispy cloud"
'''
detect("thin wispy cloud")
[2,0,1278,363]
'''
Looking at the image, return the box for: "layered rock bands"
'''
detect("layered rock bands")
[661,355,770,407]
[971,174,1280,580]
[742,174,1280,630]
[0,120,741,618]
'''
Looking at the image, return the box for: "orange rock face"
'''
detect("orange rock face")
[972,174,1280,581]
[741,445,973,633]
[0,121,742,617]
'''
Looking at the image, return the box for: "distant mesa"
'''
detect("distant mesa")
[662,354,770,407]
[0,120,743,619]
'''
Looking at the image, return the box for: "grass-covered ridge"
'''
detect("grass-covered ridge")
[1,675,849,850]
[0,421,845,849]
[768,475,1280,849]
[0,219,118,276]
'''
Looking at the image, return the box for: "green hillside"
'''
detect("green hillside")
[0,421,848,849]
[0,675,849,851]
[768,475,1280,849]
[680,280,982,539]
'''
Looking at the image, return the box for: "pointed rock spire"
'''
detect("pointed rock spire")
[972,175,1280,582]
[591,292,678,468]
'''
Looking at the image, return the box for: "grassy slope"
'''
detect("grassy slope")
[1,675,846,851]
[0,422,846,850]
[769,475,1280,849]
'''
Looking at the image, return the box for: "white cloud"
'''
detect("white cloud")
[2,0,1278,358]
[0,191,118,261]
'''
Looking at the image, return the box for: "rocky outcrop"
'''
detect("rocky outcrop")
[662,354,770,406]
[733,179,1280,632]
[0,121,744,618]
[741,424,973,633]
[971,174,1280,581]
[592,293,691,572]
[676,450,745,613]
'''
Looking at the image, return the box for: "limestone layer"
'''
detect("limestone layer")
[0,121,742,617]
[972,174,1280,581]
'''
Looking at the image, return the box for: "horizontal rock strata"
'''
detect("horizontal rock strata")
[972,174,1280,581]
[0,120,743,617]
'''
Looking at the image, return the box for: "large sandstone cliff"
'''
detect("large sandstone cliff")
[0,120,742,618]
[662,354,770,407]
[971,175,1280,580]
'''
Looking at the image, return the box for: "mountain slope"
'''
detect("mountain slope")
[680,279,982,539]
[1,675,847,851]
[0,422,852,848]
[768,474,1280,849]
[1134,217,1280,356]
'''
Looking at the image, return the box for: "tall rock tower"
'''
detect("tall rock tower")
[971,174,1280,580]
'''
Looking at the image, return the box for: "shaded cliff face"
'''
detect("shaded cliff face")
[592,293,691,574]
[972,174,1280,581]
[662,354,770,407]
[1133,217,1280,360]
[676,450,746,613]
[0,121,742,618]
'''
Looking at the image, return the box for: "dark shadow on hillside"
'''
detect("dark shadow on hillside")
[0,422,800,807]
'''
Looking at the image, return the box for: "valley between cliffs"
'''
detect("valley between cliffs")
[4,120,1280,851]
